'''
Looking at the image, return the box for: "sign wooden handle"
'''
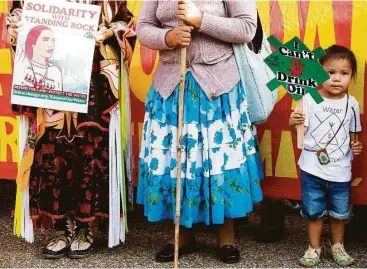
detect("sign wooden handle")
[295,98,304,149]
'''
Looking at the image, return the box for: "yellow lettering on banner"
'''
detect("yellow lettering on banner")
[0,0,8,13]
[259,130,272,177]
[0,49,12,74]
[275,131,298,178]
[303,0,335,50]
[0,116,18,162]
[278,1,300,42]
[276,87,288,104]
[350,2,367,112]
[0,83,3,96]
[127,0,142,18]
[138,122,143,150]
[129,41,158,102]
[351,177,362,187]
[257,0,270,36]
[128,0,158,103]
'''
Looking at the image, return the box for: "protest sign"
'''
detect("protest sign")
[11,0,100,113]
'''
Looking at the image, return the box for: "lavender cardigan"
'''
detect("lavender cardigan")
[136,0,257,100]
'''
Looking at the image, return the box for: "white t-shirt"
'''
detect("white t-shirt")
[298,94,361,182]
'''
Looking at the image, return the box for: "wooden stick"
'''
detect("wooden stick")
[295,98,304,149]
[174,46,187,269]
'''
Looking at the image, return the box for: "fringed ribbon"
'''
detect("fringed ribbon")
[16,108,44,191]
[119,52,134,210]
[108,107,126,247]
[14,115,34,243]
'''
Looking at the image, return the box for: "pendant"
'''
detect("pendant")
[316,149,330,165]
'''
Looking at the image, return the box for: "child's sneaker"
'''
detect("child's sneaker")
[299,245,321,267]
[331,242,354,266]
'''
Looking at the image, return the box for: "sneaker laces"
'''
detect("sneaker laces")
[74,229,88,243]
[304,246,320,259]
[46,234,69,251]
[333,243,350,259]
[71,228,93,251]
[65,218,75,239]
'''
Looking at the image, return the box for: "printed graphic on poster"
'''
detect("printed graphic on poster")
[11,0,101,113]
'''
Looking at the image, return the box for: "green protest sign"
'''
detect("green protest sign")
[264,36,329,104]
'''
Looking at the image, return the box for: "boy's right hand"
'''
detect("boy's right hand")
[351,141,363,156]
[289,111,305,127]
[165,25,194,48]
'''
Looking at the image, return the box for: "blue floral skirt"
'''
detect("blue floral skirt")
[137,72,264,228]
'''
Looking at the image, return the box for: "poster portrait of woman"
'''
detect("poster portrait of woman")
[14,25,63,92]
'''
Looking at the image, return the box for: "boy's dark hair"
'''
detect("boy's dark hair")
[319,45,357,79]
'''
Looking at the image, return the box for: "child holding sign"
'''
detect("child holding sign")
[289,45,362,267]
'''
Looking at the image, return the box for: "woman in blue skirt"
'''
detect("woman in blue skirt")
[136,0,263,264]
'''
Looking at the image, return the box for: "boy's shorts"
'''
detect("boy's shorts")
[300,170,351,220]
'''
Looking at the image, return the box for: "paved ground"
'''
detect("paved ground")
[0,180,366,268]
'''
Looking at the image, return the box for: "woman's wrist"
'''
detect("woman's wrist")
[192,11,203,29]
[165,30,175,48]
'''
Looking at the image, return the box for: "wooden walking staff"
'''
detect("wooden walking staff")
[174,41,187,269]
[295,98,304,149]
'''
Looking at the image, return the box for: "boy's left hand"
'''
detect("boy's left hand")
[351,141,363,155]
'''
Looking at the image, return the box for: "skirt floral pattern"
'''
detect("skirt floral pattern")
[137,72,264,228]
